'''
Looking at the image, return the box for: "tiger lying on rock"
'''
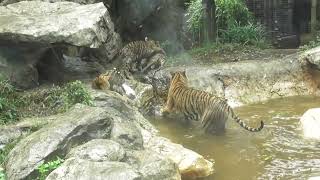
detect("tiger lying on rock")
[91,69,126,96]
[162,71,264,134]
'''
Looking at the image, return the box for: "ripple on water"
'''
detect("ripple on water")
[150,96,320,180]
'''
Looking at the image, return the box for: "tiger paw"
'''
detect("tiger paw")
[160,107,170,116]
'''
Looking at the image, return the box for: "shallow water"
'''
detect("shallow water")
[150,96,320,180]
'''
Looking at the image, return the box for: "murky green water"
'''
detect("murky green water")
[150,96,320,180]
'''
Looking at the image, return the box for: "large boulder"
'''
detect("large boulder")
[300,108,320,139]
[0,1,118,49]
[126,150,181,180]
[46,158,142,180]
[0,1,121,88]
[66,139,126,162]
[145,136,214,179]
[5,105,113,180]
[0,117,53,150]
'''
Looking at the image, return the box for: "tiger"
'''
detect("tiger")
[112,37,166,79]
[91,73,111,91]
[162,71,264,134]
[91,69,126,95]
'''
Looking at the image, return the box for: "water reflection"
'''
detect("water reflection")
[150,96,320,180]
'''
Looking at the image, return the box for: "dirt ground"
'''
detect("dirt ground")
[167,46,298,67]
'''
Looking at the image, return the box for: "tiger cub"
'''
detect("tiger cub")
[162,71,264,134]
[91,73,111,91]
[112,37,166,79]
[91,69,125,95]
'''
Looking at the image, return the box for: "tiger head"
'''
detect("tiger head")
[92,73,111,90]
[144,37,166,55]
[170,71,187,86]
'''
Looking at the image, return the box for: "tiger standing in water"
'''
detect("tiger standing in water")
[162,71,264,134]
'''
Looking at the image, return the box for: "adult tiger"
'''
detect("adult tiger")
[162,71,264,134]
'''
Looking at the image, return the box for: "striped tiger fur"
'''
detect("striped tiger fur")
[92,69,125,95]
[112,37,166,79]
[162,71,264,134]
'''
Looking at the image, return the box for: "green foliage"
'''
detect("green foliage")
[0,168,5,180]
[61,80,93,109]
[300,32,320,51]
[37,157,64,180]
[23,80,93,115]
[0,77,22,124]
[216,0,253,29]
[186,0,203,34]
[185,0,268,46]
[0,80,92,125]
[219,22,268,46]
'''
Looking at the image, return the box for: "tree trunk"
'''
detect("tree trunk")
[202,0,216,44]
[311,0,317,33]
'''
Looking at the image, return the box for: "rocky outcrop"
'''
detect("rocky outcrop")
[5,105,112,180]
[0,116,54,150]
[152,47,320,108]
[0,1,121,88]
[4,89,214,180]
[300,108,320,139]
[46,158,142,180]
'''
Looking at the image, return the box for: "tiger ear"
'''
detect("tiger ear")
[144,37,148,41]
[170,71,175,77]
[182,70,186,77]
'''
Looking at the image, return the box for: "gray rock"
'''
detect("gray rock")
[0,117,53,150]
[111,118,144,150]
[0,44,47,89]
[0,1,121,87]
[92,91,144,150]
[300,108,320,139]
[5,104,112,180]
[67,139,125,162]
[0,2,117,49]
[46,158,142,180]
[126,150,181,180]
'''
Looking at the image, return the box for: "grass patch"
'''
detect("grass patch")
[0,80,93,125]
[167,43,271,66]
[36,157,64,180]
[0,77,22,124]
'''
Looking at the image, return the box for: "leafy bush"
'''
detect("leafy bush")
[186,0,253,33]
[186,0,203,34]
[61,80,93,109]
[37,157,64,180]
[186,0,268,46]
[219,22,268,46]
[216,0,253,29]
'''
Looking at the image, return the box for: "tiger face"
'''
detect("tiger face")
[92,73,111,90]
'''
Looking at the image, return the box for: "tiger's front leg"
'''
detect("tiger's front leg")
[161,94,174,115]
